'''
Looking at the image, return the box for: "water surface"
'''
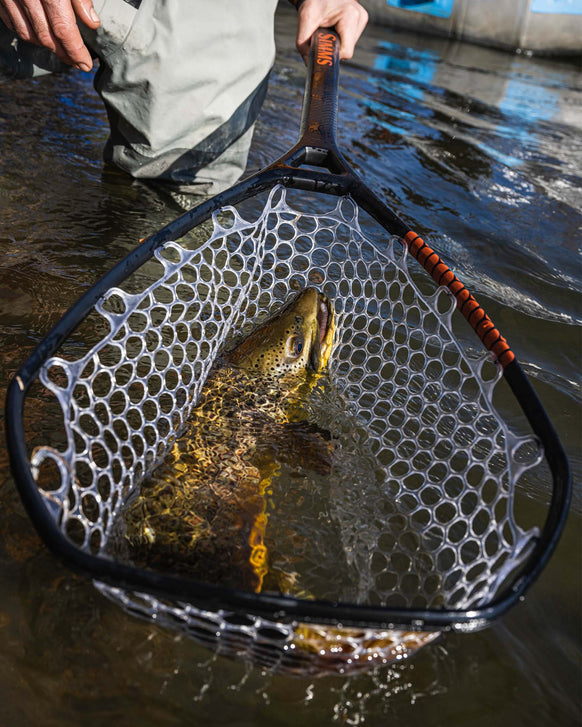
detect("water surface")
[0,6,580,725]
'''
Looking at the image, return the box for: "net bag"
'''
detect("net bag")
[21,187,546,674]
[7,29,569,677]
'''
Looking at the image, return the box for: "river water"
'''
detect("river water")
[0,5,580,725]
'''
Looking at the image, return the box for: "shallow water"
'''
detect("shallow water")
[0,5,580,725]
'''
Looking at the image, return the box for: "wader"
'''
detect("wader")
[0,0,278,194]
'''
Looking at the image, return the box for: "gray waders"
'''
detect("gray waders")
[0,0,278,195]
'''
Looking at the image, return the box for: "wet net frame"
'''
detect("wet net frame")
[5,29,570,636]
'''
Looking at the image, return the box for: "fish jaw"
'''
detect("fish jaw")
[317,294,335,369]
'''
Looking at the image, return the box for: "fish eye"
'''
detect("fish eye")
[286,334,304,358]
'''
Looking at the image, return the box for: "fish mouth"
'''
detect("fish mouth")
[309,294,332,371]
[317,294,331,347]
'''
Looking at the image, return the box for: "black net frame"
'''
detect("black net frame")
[5,30,570,635]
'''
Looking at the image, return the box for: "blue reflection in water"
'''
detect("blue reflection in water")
[386,0,454,18]
[499,77,560,124]
[369,41,439,137]
[372,40,439,89]
[369,37,570,170]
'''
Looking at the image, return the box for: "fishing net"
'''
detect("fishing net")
[27,185,542,675]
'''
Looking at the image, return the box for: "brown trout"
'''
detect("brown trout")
[122,287,335,591]
[121,286,437,670]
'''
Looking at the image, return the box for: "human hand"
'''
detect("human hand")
[0,0,100,71]
[295,0,368,62]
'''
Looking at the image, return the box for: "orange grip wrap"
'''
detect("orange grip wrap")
[404,231,515,368]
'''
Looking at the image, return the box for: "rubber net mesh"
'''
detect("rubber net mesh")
[29,185,541,675]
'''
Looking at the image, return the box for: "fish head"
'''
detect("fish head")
[224,288,334,376]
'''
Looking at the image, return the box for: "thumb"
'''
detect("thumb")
[72,0,100,28]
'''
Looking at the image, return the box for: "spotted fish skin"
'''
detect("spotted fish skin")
[121,288,334,591]
[120,287,438,670]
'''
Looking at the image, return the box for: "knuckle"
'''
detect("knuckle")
[50,17,72,37]
[61,36,85,55]
[36,29,55,47]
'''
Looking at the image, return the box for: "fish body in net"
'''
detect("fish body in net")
[121,287,335,591]
[119,286,437,668]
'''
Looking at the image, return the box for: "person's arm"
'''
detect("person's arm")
[290,0,368,61]
[0,0,100,71]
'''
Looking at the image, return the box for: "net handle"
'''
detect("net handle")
[297,28,341,154]
[269,28,351,175]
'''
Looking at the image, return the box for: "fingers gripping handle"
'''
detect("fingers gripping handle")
[298,28,341,153]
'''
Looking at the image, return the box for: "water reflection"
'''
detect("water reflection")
[0,5,580,725]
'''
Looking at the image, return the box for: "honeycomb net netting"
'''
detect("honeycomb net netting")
[29,185,541,673]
